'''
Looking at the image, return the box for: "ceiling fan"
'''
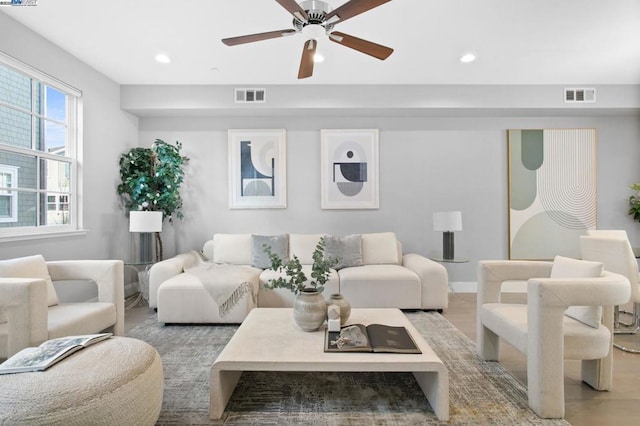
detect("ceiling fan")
[222,0,394,79]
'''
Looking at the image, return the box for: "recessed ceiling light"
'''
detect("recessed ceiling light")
[314,53,325,63]
[460,53,476,63]
[155,53,171,64]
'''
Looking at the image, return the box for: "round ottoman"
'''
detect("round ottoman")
[0,337,163,425]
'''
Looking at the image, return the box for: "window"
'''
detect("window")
[0,51,82,239]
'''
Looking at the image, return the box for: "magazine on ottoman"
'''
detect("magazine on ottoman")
[0,333,112,374]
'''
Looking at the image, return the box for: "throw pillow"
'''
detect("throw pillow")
[212,234,253,265]
[324,234,364,270]
[361,232,400,265]
[252,234,289,269]
[0,254,59,308]
[550,255,604,328]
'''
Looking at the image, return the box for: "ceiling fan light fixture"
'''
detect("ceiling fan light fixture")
[314,53,325,63]
[301,23,326,40]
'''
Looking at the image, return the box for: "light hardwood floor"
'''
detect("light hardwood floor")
[125,293,640,425]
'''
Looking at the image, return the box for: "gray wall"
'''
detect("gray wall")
[139,114,640,283]
[0,13,139,261]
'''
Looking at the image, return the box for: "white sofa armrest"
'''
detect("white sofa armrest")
[0,277,49,358]
[46,260,125,336]
[148,252,201,308]
[402,253,449,309]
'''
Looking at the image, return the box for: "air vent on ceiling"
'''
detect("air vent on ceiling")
[235,88,266,103]
[564,88,596,103]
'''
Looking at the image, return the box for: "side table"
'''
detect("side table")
[429,257,469,294]
[125,262,154,308]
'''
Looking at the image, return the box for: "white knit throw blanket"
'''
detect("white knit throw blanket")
[185,262,257,317]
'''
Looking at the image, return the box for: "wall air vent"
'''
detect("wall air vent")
[235,88,266,103]
[564,88,596,103]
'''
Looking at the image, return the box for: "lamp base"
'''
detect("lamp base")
[139,232,154,263]
[443,231,455,260]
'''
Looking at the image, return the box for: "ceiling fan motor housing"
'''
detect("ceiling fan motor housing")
[294,0,334,33]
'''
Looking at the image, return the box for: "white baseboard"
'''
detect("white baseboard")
[450,281,527,293]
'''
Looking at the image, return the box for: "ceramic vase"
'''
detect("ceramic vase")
[327,293,351,325]
[293,288,327,331]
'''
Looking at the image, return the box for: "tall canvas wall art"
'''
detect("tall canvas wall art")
[228,129,286,209]
[321,129,379,209]
[508,129,597,259]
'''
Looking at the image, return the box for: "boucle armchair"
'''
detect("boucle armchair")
[477,258,630,418]
[0,256,124,359]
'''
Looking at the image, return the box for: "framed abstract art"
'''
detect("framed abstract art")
[320,129,379,209]
[508,128,597,259]
[228,129,287,209]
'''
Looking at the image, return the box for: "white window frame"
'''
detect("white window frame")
[0,165,18,223]
[0,51,85,241]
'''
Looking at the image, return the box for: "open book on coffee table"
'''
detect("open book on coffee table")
[324,323,421,353]
[0,333,112,375]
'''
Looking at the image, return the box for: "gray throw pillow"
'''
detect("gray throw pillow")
[324,234,364,270]
[252,234,289,269]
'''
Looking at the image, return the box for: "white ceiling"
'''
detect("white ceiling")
[2,0,640,86]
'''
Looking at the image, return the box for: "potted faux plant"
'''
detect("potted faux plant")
[117,139,188,261]
[263,237,337,331]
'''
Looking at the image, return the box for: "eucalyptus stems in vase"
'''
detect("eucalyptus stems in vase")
[262,237,337,294]
[262,237,338,331]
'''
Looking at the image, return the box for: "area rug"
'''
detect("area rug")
[127,311,569,425]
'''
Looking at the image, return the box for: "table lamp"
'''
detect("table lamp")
[433,211,462,260]
[129,210,163,263]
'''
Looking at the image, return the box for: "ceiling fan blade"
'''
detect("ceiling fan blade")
[328,31,393,60]
[324,0,391,24]
[275,0,309,22]
[222,29,296,46]
[298,39,317,79]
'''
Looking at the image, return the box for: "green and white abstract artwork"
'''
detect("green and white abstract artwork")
[508,129,597,260]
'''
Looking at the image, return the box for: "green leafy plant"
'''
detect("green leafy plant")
[117,139,188,260]
[629,183,640,222]
[262,237,337,295]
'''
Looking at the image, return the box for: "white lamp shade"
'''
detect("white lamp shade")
[129,211,163,233]
[433,211,462,232]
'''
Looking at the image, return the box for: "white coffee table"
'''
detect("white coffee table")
[210,308,449,421]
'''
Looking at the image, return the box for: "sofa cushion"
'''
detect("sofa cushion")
[252,234,289,269]
[550,255,604,328]
[0,255,59,308]
[289,234,324,264]
[361,232,400,265]
[324,234,364,270]
[47,302,116,339]
[157,271,259,323]
[480,302,611,359]
[338,264,420,308]
[213,234,253,265]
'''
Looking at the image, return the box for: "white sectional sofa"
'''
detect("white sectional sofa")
[149,232,448,323]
